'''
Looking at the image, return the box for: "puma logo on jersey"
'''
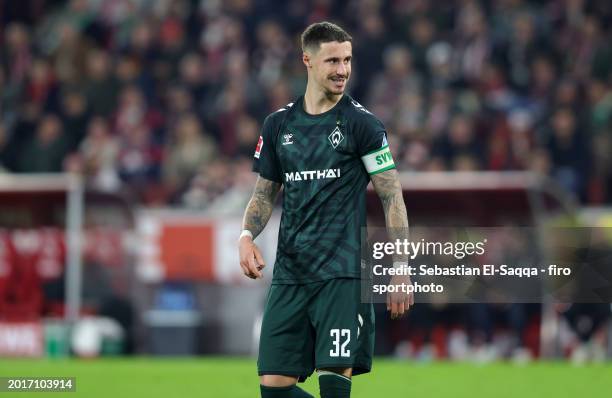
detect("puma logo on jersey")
[285,168,341,182]
[328,126,344,148]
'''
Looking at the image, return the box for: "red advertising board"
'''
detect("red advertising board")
[159,224,215,280]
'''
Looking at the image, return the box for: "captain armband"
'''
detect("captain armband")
[361,145,396,175]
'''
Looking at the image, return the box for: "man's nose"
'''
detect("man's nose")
[336,62,347,76]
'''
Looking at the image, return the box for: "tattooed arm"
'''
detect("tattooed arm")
[243,176,281,238]
[370,168,414,318]
[370,168,409,259]
[239,176,281,279]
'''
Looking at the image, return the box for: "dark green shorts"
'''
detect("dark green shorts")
[257,278,374,381]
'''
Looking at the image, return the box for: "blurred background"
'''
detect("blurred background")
[0,0,611,368]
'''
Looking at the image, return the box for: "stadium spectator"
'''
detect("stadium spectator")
[78,116,121,192]
[83,49,120,117]
[116,123,161,199]
[163,112,217,198]
[18,114,70,173]
[351,12,387,100]
[432,113,484,169]
[545,107,590,198]
[25,58,57,109]
[2,23,32,86]
[367,44,422,123]
[182,156,233,209]
[204,157,256,216]
[59,88,90,151]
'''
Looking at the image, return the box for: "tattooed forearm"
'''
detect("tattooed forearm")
[370,169,409,263]
[242,176,281,239]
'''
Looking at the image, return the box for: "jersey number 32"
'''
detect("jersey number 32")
[329,329,350,357]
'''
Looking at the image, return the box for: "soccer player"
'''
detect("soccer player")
[238,21,413,398]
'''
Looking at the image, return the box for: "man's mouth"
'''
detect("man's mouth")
[330,76,346,88]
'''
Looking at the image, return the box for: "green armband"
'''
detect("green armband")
[361,145,396,175]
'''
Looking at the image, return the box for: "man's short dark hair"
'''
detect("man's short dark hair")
[301,22,352,53]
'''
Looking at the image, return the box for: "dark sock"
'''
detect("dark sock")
[319,373,352,398]
[260,384,314,398]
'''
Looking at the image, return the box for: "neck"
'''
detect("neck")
[303,83,343,115]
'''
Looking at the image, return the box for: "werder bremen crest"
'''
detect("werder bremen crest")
[328,126,344,149]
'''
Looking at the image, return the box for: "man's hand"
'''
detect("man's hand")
[239,236,265,279]
[386,275,414,319]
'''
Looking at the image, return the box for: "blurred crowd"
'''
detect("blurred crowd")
[1,0,611,208]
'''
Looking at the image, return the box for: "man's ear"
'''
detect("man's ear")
[302,52,311,68]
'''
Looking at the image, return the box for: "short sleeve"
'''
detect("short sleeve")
[356,116,396,175]
[252,115,282,183]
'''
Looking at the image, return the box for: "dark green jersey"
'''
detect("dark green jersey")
[253,94,395,284]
